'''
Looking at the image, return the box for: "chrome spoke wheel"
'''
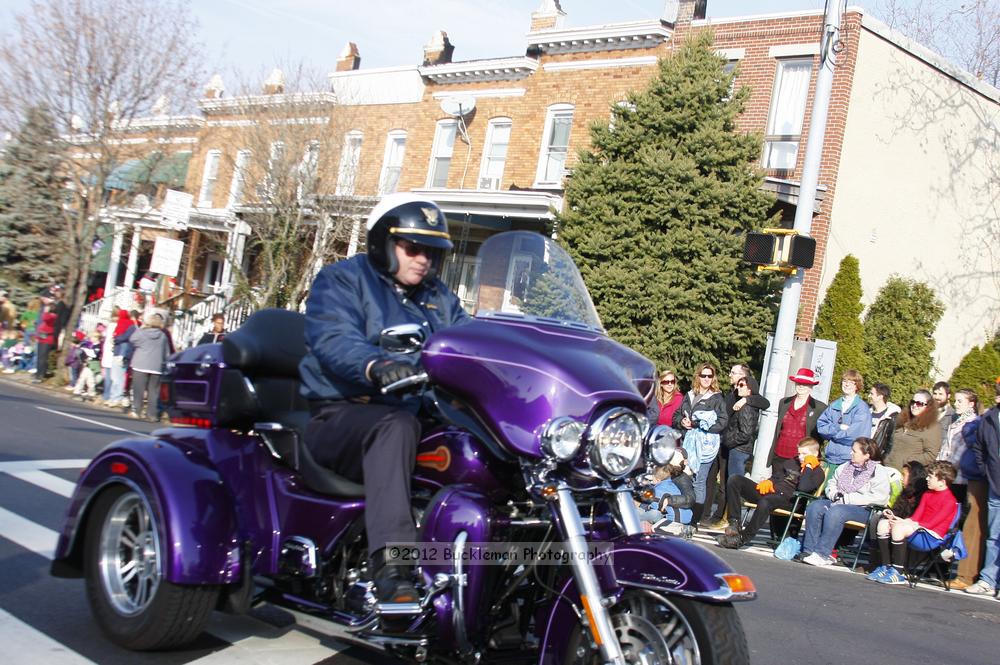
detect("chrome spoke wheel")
[568,590,701,665]
[98,491,161,616]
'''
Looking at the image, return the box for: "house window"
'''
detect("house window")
[227,149,251,207]
[263,141,285,199]
[608,100,635,132]
[478,118,511,190]
[763,58,812,170]
[379,130,407,195]
[336,131,363,195]
[535,104,574,187]
[198,150,221,207]
[297,140,320,203]
[427,120,457,188]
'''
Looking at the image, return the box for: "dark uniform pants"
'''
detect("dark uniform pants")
[304,401,420,556]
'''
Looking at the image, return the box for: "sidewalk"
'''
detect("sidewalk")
[0,369,164,422]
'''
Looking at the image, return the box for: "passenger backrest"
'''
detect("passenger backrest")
[221,309,308,420]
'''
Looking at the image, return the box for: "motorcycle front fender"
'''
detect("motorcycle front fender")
[536,533,755,663]
[50,436,241,586]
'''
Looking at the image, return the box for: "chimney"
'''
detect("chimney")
[336,42,361,71]
[530,0,566,32]
[663,1,707,26]
[204,74,225,99]
[422,31,454,66]
[263,68,285,95]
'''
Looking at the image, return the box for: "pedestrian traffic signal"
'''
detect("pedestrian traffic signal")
[742,232,776,265]
[743,230,816,273]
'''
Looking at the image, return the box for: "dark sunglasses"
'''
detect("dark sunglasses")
[661,379,676,385]
[699,373,714,379]
[911,399,928,407]
[397,239,432,258]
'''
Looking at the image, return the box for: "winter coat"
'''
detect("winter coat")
[972,406,1000,496]
[128,327,170,374]
[884,420,942,470]
[817,396,873,465]
[825,462,892,506]
[722,375,767,455]
[36,311,57,346]
[871,402,901,457]
[299,254,470,404]
[672,390,729,434]
[770,457,825,497]
[768,395,827,465]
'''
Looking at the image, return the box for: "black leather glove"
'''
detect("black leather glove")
[369,359,419,389]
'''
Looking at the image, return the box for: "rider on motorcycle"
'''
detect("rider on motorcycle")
[299,192,469,606]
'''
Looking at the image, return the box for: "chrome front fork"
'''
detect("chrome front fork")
[554,487,626,665]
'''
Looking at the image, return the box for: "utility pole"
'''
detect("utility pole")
[752,0,847,480]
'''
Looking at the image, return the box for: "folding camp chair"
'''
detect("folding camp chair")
[905,503,963,590]
[739,462,836,545]
[838,466,903,572]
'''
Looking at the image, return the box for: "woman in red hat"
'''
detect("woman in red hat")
[767,368,828,467]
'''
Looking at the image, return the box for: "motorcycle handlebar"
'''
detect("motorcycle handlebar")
[379,371,430,395]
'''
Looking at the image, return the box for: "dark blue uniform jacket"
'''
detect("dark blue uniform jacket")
[299,254,469,404]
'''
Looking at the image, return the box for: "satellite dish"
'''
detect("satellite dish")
[439,95,476,117]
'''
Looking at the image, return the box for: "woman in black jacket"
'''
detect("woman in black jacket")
[723,374,767,478]
[673,362,729,525]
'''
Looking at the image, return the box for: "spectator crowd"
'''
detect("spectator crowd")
[0,286,227,423]
[643,361,1000,597]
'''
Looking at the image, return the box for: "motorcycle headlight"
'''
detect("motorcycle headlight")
[588,407,644,478]
[541,417,586,461]
[646,425,682,465]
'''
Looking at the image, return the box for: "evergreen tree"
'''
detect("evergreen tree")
[814,255,866,393]
[0,105,67,306]
[863,276,945,400]
[556,32,778,377]
[948,341,1000,407]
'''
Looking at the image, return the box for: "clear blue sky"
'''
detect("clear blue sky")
[1,1,880,78]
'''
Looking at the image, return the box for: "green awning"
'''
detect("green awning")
[105,151,191,191]
[90,223,117,273]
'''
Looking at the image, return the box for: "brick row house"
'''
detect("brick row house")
[92,0,999,373]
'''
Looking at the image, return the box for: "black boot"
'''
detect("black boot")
[715,532,743,549]
[724,519,741,538]
[370,548,418,605]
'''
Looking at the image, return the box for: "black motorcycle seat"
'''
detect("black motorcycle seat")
[263,410,366,498]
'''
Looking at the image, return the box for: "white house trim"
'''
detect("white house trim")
[542,56,658,72]
[420,57,539,83]
[431,88,526,100]
[768,43,821,58]
[527,19,670,54]
[717,48,746,60]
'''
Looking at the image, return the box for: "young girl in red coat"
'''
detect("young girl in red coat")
[867,460,958,585]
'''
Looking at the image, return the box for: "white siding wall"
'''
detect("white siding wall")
[827,25,1000,376]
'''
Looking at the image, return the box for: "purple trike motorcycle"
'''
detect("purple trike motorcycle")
[51,231,754,664]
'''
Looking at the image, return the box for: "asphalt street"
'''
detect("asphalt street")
[0,377,997,664]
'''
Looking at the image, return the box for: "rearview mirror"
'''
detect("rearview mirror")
[379,324,426,354]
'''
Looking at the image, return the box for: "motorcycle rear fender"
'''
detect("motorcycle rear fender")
[50,437,241,586]
[536,534,755,664]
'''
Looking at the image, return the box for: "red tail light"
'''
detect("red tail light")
[110,462,128,475]
[169,416,213,429]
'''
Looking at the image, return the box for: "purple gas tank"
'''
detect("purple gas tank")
[420,319,655,458]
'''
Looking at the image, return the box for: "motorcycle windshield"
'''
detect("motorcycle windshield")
[470,231,603,333]
[424,232,654,458]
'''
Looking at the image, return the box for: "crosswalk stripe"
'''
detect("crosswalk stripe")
[6,470,77,498]
[0,607,97,664]
[0,506,58,559]
[188,614,344,664]
[0,459,92,473]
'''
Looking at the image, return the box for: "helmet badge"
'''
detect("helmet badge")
[421,206,440,227]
